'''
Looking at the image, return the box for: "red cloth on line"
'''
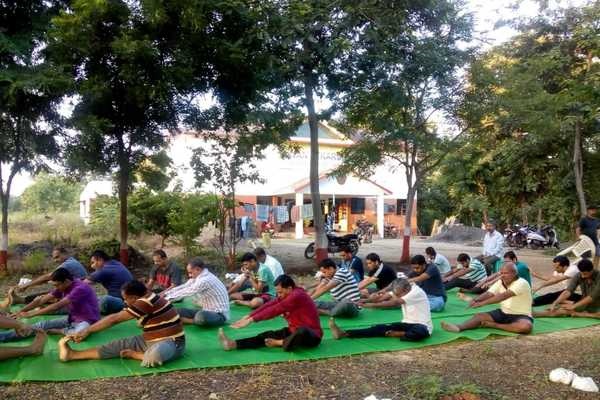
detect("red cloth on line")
[291,206,300,222]
[250,287,323,338]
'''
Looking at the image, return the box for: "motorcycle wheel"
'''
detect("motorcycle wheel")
[349,240,360,256]
[304,242,316,259]
[529,241,540,250]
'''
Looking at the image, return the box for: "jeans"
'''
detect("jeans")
[315,300,360,318]
[346,322,430,341]
[176,308,227,327]
[444,278,477,291]
[532,291,582,307]
[235,327,321,351]
[98,335,185,368]
[427,295,446,312]
[0,317,90,342]
[100,295,125,314]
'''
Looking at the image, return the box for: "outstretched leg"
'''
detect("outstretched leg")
[481,319,532,334]
[0,331,47,361]
[58,337,102,362]
[441,312,494,333]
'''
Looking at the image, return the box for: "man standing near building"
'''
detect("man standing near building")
[254,247,284,280]
[163,257,230,327]
[86,250,133,314]
[339,245,364,283]
[218,275,322,352]
[311,258,361,318]
[478,221,504,275]
[577,205,600,265]
[146,249,182,293]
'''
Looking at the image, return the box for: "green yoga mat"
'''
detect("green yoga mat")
[1,290,599,383]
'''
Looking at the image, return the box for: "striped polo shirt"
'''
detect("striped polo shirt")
[464,259,487,283]
[125,293,184,342]
[330,268,361,302]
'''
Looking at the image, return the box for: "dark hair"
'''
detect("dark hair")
[254,247,266,257]
[552,255,570,267]
[425,247,436,257]
[187,257,205,269]
[122,280,148,297]
[410,255,426,265]
[91,250,110,261]
[577,259,594,272]
[274,274,296,288]
[339,245,352,254]
[53,246,69,255]
[365,253,380,263]
[241,252,257,263]
[503,251,517,261]
[456,253,470,263]
[152,249,167,259]
[50,267,73,283]
[318,258,337,269]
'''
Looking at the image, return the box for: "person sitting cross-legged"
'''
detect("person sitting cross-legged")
[218,275,322,352]
[533,259,600,318]
[229,252,275,309]
[163,257,230,327]
[408,255,447,312]
[441,263,533,334]
[58,280,185,368]
[146,249,182,294]
[531,255,581,306]
[339,245,364,284]
[443,253,487,291]
[310,258,361,318]
[0,314,47,361]
[461,251,530,295]
[254,247,284,280]
[5,268,99,338]
[85,250,133,315]
[329,277,432,342]
[425,247,452,275]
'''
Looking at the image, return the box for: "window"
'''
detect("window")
[257,196,272,205]
[384,203,396,214]
[396,199,407,215]
[350,198,365,214]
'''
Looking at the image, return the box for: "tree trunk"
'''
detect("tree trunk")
[304,76,328,262]
[0,164,18,273]
[573,119,586,215]
[118,159,129,266]
[401,184,416,263]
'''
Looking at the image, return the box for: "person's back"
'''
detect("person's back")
[401,285,433,334]
[90,260,133,298]
[256,287,322,337]
[411,263,446,300]
[368,263,396,290]
[59,257,88,280]
[127,292,184,342]
[568,269,600,311]
[195,269,230,317]
[264,254,284,279]
[330,267,361,302]
[433,254,451,275]
[52,279,100,324]
[257,262,276,296]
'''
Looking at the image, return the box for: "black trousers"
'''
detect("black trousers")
[444,278,477,291]
[532,291,582,307]
[236,327,321,351]
[346,322,430,342]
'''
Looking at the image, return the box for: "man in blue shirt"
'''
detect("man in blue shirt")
[408,255,447,312]
[339,246,364,283]
[85,250,133,314]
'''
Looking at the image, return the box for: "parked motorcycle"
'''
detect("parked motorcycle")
[384,222,399,239]
[304,232,361,259]
[504,224,529,248]
[527,224,560,249]
[353,219,374,244]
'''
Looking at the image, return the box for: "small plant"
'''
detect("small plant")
[22,250,50,275]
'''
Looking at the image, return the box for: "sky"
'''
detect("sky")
[4,0,591,196]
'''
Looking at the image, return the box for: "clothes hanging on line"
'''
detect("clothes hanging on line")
[291,205,301,223]
[256,204,270,221]
[243,204,255,213]
[275,206,289,223]
[302,204,314,220]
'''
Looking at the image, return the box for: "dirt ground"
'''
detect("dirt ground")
[1,237,599,399]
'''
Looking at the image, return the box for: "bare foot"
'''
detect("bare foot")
[441,321,461,333]
[457,292,473,302]
[480,320,496,329]
[218,328,236,351]
[328,318,347,339]
[58,336,73,362]
[29,331,47,355]
[264,338,283,348]
[8,287,24,305]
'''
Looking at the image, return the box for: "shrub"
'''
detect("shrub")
[22,250,51,275]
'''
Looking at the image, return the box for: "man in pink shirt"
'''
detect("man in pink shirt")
[218,275,322,352]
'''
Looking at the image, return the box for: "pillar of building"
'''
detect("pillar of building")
[377,194,384,238]
[295,192,304,239]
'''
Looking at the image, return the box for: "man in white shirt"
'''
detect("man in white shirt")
[163,257,230,327]
[478,221,504,275]
[441,263,533,334]
[532,255,581,306]
[254,247,284,279]
[328,278,432,341]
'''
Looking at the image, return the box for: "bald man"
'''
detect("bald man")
[441,263,533,334]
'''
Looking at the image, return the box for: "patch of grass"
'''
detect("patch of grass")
[405,375,443,400]
[21,250,50,275]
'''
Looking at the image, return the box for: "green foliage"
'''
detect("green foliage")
[89,196,119,239]
[22,250,50,275]
[77,238,120,265]
[128,189,182,247]
[21,173,82,213]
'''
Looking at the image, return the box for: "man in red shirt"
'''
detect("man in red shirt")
[218,275,322,352]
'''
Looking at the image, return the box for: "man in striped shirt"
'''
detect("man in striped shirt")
[310,258,361,318]
[443,253,487,291]
[58,280,185,368]
[163,257,230,327]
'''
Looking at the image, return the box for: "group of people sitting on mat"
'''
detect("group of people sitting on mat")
[0,219,599,368]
